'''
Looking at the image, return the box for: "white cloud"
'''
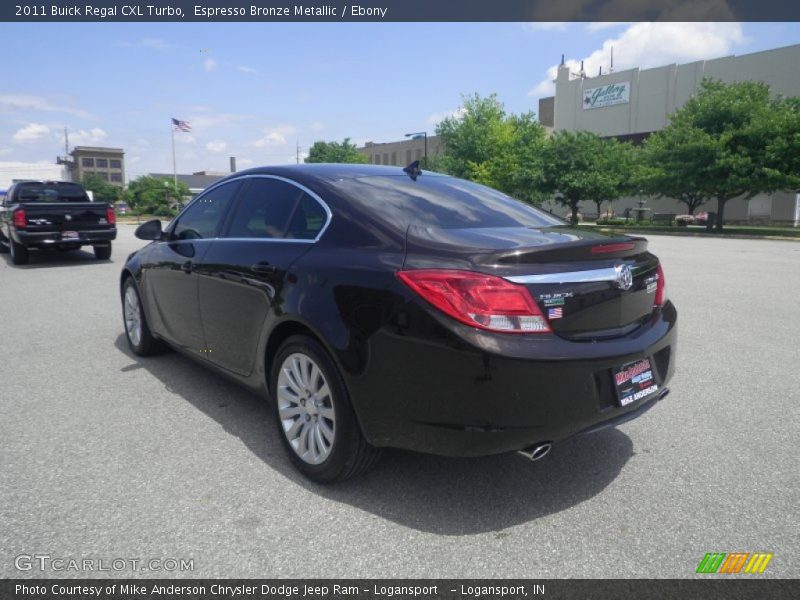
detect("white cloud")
[0,94,93,119]
[0,147,12,155]
[528,22,745,98]
[252,125,296,148]
[206,140,227,153]
[13,123,50,142]
[586,22,627,32]
[309,121,326,132]
[427,107,466,126]
[204,58,218,72]
[287,152,309,164]
[187,112,250,129]
[175,134,196,144]
[237,158,254,167]
[140,37,171,50]
[68,128,108,145]
[236,65,258,75]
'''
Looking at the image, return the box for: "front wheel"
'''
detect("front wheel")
[271,335,381,483]
[94,244,112,260]
[122,278,164,356]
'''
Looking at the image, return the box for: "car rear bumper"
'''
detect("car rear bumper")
[348,302,677,457]
[13,228,117,247]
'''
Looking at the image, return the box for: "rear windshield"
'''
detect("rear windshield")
[331,175,564,230]
[16,182,89,203]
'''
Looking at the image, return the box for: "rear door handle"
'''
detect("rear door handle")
[181,261,195,274]
[251,262,277,274]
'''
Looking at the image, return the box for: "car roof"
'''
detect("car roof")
[222,163,442,184]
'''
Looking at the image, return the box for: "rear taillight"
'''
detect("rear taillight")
[106,207,116,225]
[397,269,551,334]
[13,209,26,229]
[655,263,667,307]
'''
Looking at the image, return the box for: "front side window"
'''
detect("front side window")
[226,178,327,240]
[171,181,239,240]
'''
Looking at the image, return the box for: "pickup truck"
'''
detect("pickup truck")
[0,180,117,265]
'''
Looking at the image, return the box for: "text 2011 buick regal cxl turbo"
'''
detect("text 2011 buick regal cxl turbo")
[121,164,676,482]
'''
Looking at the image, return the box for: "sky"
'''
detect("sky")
[0,21,798,180]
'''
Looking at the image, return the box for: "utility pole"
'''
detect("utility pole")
[296,141,300,164]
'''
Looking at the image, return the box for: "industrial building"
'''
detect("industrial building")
[358,135,444,166]
[538,43,800,224]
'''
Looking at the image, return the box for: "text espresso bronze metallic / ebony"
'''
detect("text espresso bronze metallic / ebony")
[120,164,677,483]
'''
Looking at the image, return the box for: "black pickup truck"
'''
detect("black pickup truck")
[0,180,117,265]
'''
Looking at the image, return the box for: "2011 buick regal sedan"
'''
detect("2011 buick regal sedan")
[121,163,676,482]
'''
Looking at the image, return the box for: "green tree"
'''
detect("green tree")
[435,93,548,203]
[541,131,633,225]
[124,176,190,216]
[656,79,791,231]
[305,138,368,163]
[81,173,121,204]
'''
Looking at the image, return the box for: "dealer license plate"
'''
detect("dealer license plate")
[62,231,79,239]
[613,358,659,407]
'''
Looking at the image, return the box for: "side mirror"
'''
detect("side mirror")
[134,219,163,241]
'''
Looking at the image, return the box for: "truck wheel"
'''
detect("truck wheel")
[0,236,8,254]
[271,335,382,483]
[94,244,112,260]
[10,239,29,265]
[122,278,164,356]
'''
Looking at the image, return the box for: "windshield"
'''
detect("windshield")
[331,175,564,231]
[16,182,90,203]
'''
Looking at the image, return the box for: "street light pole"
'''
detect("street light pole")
[404,131,427,168]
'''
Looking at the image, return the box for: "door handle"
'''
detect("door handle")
[181,260,194,274]
[251,262,277,275]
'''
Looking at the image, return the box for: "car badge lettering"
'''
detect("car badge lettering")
[614,264,633,291]
[64,214,72,221]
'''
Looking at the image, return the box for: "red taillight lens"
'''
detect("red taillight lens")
[13,209,26,229]
[106,207,116,225]
[397,269,551,334]
[590,242,635,254]
[655,263,667,307]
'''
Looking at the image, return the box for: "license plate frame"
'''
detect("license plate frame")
[613,357,659,407]
[61,230,79,240]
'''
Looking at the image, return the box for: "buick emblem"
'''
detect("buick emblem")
[614,264,633,291]
[64,214,72,221]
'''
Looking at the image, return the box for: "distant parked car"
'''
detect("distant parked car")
[120,164,676,482]
[115,202,130,215]
[0,180,117,265]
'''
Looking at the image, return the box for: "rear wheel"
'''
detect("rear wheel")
[122,278,164,356]
[94,244,112,260]
[0,231,9,254]
[9,239,29,265]
[271,335,381,483]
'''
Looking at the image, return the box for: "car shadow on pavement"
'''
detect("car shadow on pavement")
[0,248,111,269]
[114,334,633,535]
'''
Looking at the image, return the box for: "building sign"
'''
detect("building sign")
[583,82,630,109]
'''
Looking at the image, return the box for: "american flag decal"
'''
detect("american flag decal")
[548,307,563,320]
[171,117,192,132]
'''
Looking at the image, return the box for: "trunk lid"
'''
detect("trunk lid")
[17,202,112,232]
[405,225,660,339]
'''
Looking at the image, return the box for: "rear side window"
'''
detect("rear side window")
[226,178,327,240]
[172,181,239,240]
[332,175,564,230]
[15,182,89,203]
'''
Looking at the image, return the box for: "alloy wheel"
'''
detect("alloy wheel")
[277,352,336,465]
[124,285,142,347]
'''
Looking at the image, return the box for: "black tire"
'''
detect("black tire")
[9,239,29,265]
[94,244,112,260]
[122,278,165,356]
[270,335,381,483]
[0,232,9,254]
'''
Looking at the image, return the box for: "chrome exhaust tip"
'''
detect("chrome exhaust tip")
[517,442,553,462]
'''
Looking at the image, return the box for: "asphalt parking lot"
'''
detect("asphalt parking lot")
[1,225,798,579]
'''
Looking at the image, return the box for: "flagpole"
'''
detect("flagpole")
[171,122,177,189]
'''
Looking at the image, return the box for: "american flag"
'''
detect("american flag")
[171,118,192,132]
[547,307,563,320]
